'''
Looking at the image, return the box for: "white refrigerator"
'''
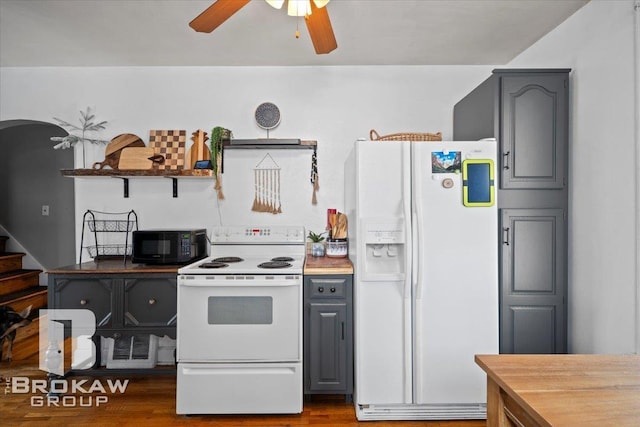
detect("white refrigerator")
[344,139,498,420]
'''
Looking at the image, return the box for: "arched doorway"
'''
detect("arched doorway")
[0,119,75,269]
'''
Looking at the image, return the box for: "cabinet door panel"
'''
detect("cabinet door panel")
[500,75,567,189]
[309,302,347,391]
[510,305,556,354]
[500,209,566,353]
[123,277,177,327]
[53,278,114,327]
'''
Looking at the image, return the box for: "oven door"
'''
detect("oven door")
[177,275,301,362]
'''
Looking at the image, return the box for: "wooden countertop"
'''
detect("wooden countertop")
[475,354,640,427]
[304,256,353,275]
[52,257,353,275]
[48,259,181,274]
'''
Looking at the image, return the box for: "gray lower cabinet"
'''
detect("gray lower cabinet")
[123,277,177,327]
[501,209,566,353]
[48,271,177,371]
[303,275,353,396]
[454,68,569,354]
[53,277,116,328]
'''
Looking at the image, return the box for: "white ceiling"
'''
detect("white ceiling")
[0,0,589,67]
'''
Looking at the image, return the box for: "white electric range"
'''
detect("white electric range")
[176,225,305,415]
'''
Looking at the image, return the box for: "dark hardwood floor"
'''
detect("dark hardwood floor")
[1,337,486,426]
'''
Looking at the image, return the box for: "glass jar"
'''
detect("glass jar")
[310,242,326,257]
[326,238,348,258]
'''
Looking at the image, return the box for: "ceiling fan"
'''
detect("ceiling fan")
[189,0,337,55]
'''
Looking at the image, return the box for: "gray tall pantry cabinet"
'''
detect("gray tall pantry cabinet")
[454,69,570,354]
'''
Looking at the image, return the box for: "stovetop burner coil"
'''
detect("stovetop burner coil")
[271,257,294,262]
[198,261,229,269]
[213,257,244,263]
[258,261,292,269]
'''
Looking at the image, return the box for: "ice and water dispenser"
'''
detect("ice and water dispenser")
[361,221,406,281]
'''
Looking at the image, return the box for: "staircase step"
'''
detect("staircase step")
[0,252,25,274]
[0,287,47,314]
[0,269,42,297]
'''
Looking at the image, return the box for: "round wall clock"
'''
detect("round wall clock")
[255,102,281,130]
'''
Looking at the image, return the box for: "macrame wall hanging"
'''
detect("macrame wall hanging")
[310,146,319,205]
[251,153,282,214]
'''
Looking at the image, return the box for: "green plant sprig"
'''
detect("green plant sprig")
[307,231,326,242]
[210,126,232,174]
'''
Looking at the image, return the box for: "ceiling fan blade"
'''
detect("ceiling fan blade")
[305,1,337,54]
[189,0,251,33]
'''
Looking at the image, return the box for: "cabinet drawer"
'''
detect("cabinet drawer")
[123,277,177,327]
[307,277,347,299]
[53,278,114,327]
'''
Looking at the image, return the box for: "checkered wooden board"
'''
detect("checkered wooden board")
[149,130,187,170]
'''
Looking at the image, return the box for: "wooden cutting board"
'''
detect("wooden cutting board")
[149,130,186,170]
[186,129,211,169]
[118,147,156,170]
[106,133,145,156]
[93,133,145,169]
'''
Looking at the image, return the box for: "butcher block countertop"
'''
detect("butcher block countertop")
[475,354,640,426]
[48,259,181,274]
[304,256,353,275]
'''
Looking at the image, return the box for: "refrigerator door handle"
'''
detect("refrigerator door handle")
[411,209,418,294]
[412,153,424,302]
[410,142,425,403]
[403,144,413,300]
[403,141,414,404]
[414,208,424,300]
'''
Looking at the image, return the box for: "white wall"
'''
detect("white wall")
[0,65,492,258]
[508,0,638,354]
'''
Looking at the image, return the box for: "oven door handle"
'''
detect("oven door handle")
[179,278,300,287]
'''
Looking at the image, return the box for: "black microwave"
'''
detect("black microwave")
[132,229,207,265]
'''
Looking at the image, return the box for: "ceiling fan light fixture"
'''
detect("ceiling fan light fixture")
[288,0,312,17]
[265,0,331,16]
[191,0,336,55]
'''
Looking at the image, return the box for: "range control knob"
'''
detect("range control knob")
[318,287,324,293]
[330,287,336,293]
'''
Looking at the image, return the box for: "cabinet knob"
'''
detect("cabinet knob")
[330,287,336,293]
[80,299,88,306]
[318,287,324,293]
[148,298,156,305]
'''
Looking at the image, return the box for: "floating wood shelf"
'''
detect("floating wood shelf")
[59,138,317,197]
[223,139,317,150]
[61,169,213,198]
